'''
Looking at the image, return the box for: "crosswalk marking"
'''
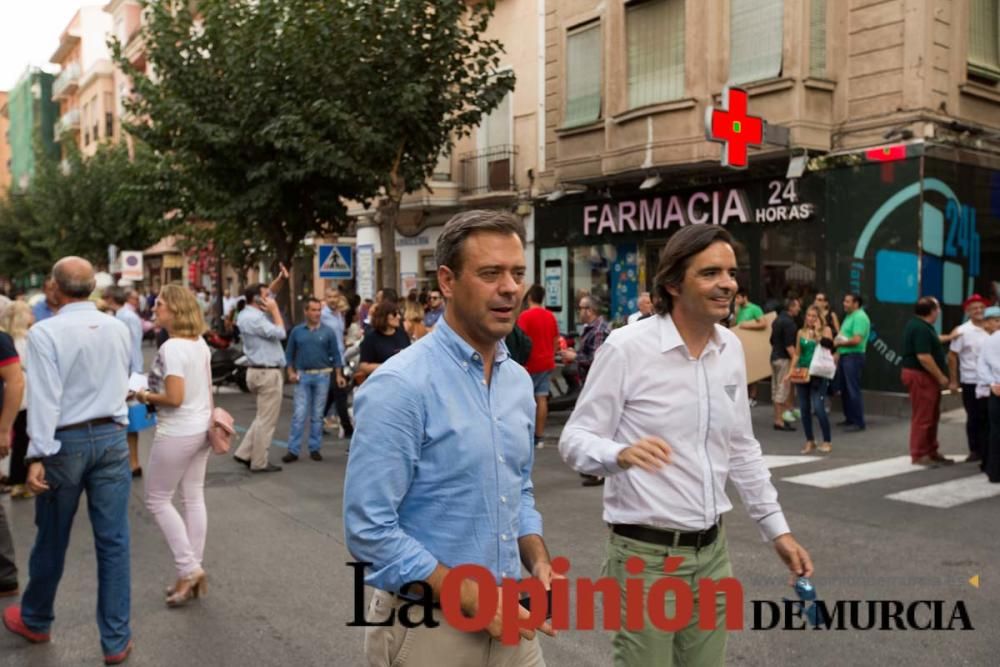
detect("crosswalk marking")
[886,475,1000,508]
[782,456,919,488]
[762,455,822,469]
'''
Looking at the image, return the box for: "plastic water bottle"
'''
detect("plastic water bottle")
[793,577,821,627]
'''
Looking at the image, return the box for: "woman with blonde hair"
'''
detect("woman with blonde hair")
[134,284,213,606]
[788,305,835,454]
[403,297,427,341]
[0,301,33,498]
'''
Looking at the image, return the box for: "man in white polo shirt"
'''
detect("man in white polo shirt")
[560,224,813,666]
[948,294,991,463]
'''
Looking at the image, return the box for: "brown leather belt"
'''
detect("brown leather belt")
[56,416,117,432]
[612,520,721,549]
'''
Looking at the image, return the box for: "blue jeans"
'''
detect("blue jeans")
[288,372,331,455]
[21,422,131,656]
[797,377,832,442]
[838,353,866,427]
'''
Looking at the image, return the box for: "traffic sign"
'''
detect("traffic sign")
[317,244,353,279]
[120,251,143,281]
[705,86,764,169]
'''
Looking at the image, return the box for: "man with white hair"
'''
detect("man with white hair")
[627,292,653,324]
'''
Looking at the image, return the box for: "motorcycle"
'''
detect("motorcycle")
[205,332,249,393]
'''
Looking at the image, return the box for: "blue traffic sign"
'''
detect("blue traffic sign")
[317,244,353,279]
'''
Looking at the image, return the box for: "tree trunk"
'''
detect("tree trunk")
[377,195,400,293]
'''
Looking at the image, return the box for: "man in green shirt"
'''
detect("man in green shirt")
[900,297,954,466]
[834,292,871,431]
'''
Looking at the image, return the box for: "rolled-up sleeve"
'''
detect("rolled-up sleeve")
[25,328,63,457]
[343,369,439,592]
[559,343,630,476]
[726,347,790,542]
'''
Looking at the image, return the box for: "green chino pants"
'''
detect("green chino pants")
[603,526,734,667]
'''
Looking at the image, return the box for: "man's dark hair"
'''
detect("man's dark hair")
[845,292,864,307]
[915,296,938,317]
[380,288,399,303]
[737,286,749,298]
[526,284,545,305]
[653,225,734,315]
[243,283,266,303]
[304,297,322,309]
[436,209,525,275]
[784,297,801,312]
[104,286,127,306]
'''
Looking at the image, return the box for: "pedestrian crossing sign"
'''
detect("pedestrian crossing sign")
[317,244,353,279]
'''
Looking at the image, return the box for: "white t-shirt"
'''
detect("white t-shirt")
[152,337,213,437]
[949,320,990,384]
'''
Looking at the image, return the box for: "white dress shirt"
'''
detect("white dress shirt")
[627,311,642,325]
[559,314,790,542]
[975,331,1000,398]
[26,301,131,457]
[950,320,990,384]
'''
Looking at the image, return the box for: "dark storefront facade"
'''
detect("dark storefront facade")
[535,142,1000,394]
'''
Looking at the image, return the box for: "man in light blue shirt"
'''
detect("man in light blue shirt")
[233,283,287,472]
[5,256,134,664]
[104,286,153,476]
[31,278,58,323]
[344,210,553,666]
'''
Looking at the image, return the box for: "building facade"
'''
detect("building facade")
[535,0,1000,394]
[348,0,546,300]
[3,68,59,191]
[50,6,116,158]
[0,91,11,193]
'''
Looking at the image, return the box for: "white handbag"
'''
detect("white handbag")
[808,345,837,380]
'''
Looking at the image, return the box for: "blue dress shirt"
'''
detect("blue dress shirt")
[285,323,342,370]
[343,316,543,593]
[237,306,287,367]
[320,305,346,364]
[32,300,55,323]
[116,303,144,374]
[25,301,131,457]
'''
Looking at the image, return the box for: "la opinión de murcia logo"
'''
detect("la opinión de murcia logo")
[347,559,973,644]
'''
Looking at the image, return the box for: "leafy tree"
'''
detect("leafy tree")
[0,141,162,280]
[115,0,514,290]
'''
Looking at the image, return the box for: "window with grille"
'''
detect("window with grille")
[969,0,1000,81]
[627,0,686,109]
[564,22,602,127]
[729,0,783,84]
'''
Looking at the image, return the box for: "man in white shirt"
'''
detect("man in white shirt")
[948,294,991,463]
[626,292,653,325]
[559,225,812,666]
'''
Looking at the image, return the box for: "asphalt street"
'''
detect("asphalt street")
[2,382,998,666]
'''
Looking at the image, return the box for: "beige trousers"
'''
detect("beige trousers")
[234,368,283,469]
[364,589,546,667]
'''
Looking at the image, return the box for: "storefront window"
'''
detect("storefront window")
[759,223,820,310]
[569,243,639,328]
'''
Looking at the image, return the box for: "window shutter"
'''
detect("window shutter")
[968,0,1000,79]
[809,0,827,78]
[729,0,784,84]
[627,0,686,109]
[564,23,602,127]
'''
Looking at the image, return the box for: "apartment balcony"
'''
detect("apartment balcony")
[52,63,81,99]
[460,145,517,196]
[54,108,81,138]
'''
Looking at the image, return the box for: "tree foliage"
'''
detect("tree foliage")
[115,0,514,287]
[0,141,163,280]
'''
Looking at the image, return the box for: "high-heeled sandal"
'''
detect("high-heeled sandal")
[166,569,206,607]
[818,442,832,453]
[801,441,816,454]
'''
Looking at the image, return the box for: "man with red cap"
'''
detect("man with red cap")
[948,294,991,463]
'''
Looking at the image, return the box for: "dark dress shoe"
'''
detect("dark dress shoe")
[310,451,323,461]
[930,453,955,465]
[836,420,854,426]
[281,453,299,463]
[581,475,605,487]
[251,464,283,473]
[131,467,142,478]
[965,453,982,463]
[843,424,867,432]
[233,455,251,468]
[773,423,796,432]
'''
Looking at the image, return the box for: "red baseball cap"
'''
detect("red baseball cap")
[961,294,989,310]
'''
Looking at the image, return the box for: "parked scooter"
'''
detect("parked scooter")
[205,331,249,392]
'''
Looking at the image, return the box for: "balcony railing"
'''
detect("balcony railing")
[460,145,517,195]
[54,108,81,138]
[52,63,81,99]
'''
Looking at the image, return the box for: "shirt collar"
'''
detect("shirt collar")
[58,301,97,315]
[433,314,510,367]
[657,313,726,356]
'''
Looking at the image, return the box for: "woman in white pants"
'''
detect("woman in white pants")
[135,284,213,606]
